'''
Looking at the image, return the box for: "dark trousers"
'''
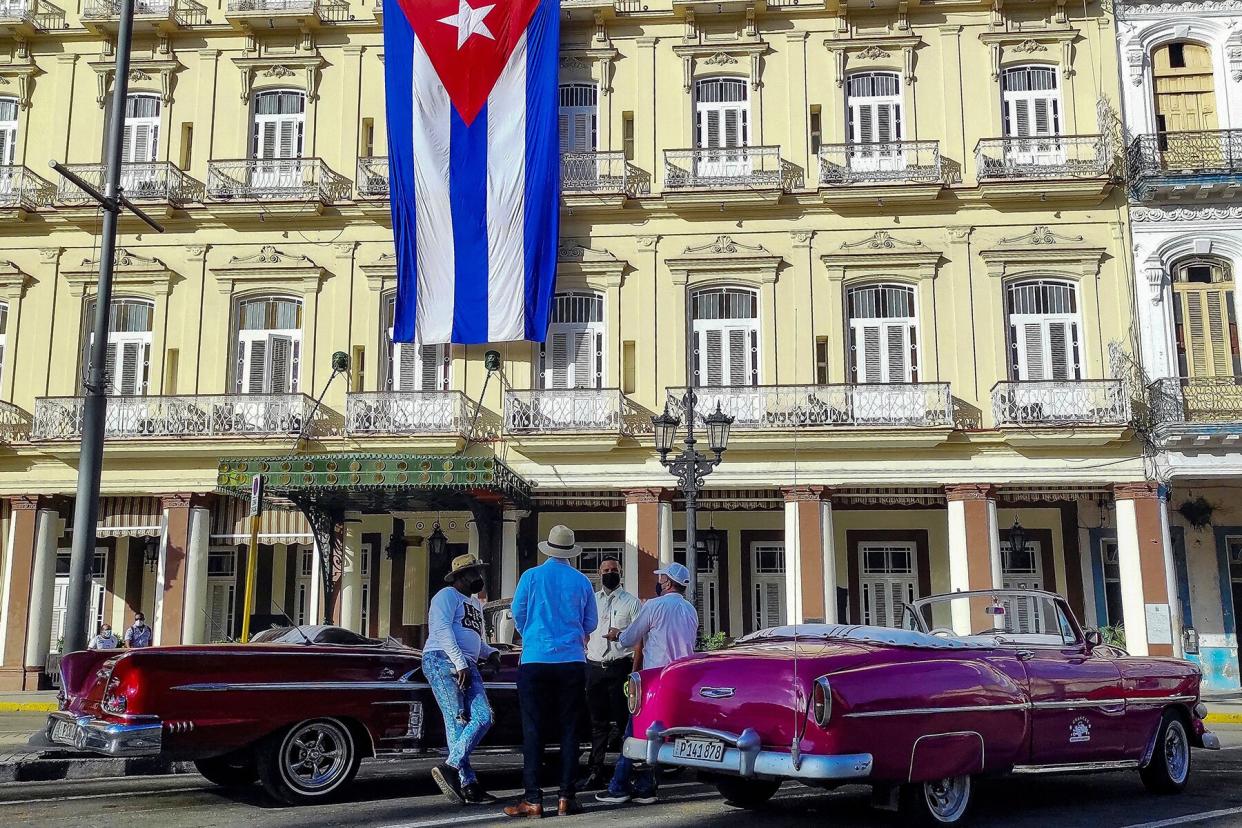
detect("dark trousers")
[585,657,632,773]
[517,661,587,802]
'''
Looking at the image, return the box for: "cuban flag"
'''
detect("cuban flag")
[382,0,559,345]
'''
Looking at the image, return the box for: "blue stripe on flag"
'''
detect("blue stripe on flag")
[382,0,418,344]
[522,0,560,342]
[450,105,490,343]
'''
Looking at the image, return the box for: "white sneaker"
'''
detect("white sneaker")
[632,793,657,805]
[595,790,631,804]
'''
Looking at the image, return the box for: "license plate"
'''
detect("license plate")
[50,720,77,747]
[672,737,725,763]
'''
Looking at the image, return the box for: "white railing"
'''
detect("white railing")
[31,394,332,440]
[991,380,1130,427]
[346,391,472,437]
[505,388,639,434]
[356,156,389,199]
[227,0,347,18]
[206,158,352,203]
[819,140,942,186]
[976,135,1110,181]
[0,165,57,211]
[665,384,954,429]
[664,146,792,190]
[83,0,206,22]
[0,0,65,27]
[57,163,203,206]
[561,151,643,196]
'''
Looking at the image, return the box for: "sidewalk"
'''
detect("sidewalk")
[1204,693,1242,724]
[0,692,57,713]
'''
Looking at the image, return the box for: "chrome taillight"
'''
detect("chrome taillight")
[625,673,642,715]
[811,676,832,727]
[101,669,128,715]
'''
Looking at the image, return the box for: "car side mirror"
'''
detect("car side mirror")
[1084,629,1103,649]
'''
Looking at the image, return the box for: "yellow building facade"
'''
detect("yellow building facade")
[0,0,1182,689]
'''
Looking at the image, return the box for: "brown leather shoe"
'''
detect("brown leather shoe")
[558,797,582,816]
[502,800,543,819]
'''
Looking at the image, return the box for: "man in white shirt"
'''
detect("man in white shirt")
[597,562,699,806]
[88,624,119,650]
[579,557,642,791]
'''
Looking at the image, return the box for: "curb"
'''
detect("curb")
[0,756,195,783]
[1206,712,1242,724]
[0,703,56,713]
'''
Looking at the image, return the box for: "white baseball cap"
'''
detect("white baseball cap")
[654,562,692,587]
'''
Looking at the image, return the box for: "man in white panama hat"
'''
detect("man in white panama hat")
[502,524,597,819]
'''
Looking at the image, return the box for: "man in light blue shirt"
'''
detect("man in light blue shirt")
[502,525,597,819]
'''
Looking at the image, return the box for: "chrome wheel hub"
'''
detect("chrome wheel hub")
[924,775,970,823]
[283,722,348,791]
[1165,722,1189,784]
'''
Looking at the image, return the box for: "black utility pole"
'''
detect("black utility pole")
[57,0,164,653]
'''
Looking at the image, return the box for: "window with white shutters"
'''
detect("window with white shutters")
[252,90,305,191]
[206,548,237,642]
[673,542,723,637]
[846,72,904,172]
[0,302,8,392]
[692,287,759,387]
[1172,258,1241,379]
[294,545,313,626]
[84,299,154,396]
[694,78,750,178]
[1002,66,1063,165]
[52,549,106,644]
[234,296,302,394]
[0,97,16,168]
[383,294,451,391]
[540,291,605,389]
[847,284,918,384]
[859,542,917,628]
[360,542,372,635]
[120,94,160,164]
[1006,280,1083,381]
[750,542,786,632]
[558,84,598,153]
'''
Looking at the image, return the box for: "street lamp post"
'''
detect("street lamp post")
[652,393,734,597]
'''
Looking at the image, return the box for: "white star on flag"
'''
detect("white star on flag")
[437,0,496,50]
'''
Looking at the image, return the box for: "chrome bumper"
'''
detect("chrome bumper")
[623,722,873,782]
[46,711,162,757]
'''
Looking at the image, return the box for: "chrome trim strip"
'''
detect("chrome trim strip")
[623,735,872,782]
[1012,760,1140,774]
[1031,699,1127,711]
[1126,695,1196,707]
[844,702,1029,718]
[172,681,431,691]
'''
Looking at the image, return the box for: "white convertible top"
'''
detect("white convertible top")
[737,624,998,651]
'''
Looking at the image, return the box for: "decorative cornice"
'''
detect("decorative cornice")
[64,249,176,298]
[783,485,831,503]
[667,236,782,285]
[980,29,1076,78]
[1132,205,1242,223]
[944,483,996,502]
[360,252,396,293]
[557,241,624,286]
[0,262,32,303]
[979,228,1105,280]
[624,488,673,505]
[231,55,324,101]
[841,230,926,251]
[683,235,769,256]
[672,42,767,91]
[211,245,326,295]
[998,226,1085,246]
[89,58,179,106]
[820,233,941,282]
[0,64,36,108]
[823,35,921,85]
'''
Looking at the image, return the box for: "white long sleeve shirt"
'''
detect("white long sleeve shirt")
[618,592,699,670]
[424,586,497,671]
[586,587,642,663]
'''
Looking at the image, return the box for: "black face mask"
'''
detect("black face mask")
[653,580,664,597]
[601,572,621,591]
[462,574,485,595]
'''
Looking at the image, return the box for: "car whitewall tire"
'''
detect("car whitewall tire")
[257,717,362,806]
[899,774,973,826]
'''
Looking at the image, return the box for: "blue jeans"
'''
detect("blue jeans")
[424,650,493,786]
[607,718,655,798]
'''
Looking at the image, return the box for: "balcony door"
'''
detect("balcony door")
[692,286,759,388]
[0,97,16,203]
[558,83,597,153]
[51,548,106,646]
[694,78,750,179]
[1006,279,1082,382]
[846,72,905,173]
[1001,66,1063,166]
[293,546,313,626]
[859,542,917,628]
[206,548,237,642]
[118,94,161,197]
[235,296,301,395]
[848,284,918,384]
[674,542,723,637]
[540,291,604,390]
[386,295,450,392]
[750,541,786,632]
[1173,258,1240,380]
[1153,42,1218,137]
[251,90,305,193]
[85,298,154,396]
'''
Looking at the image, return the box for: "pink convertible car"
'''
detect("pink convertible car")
[624,588,1218,825]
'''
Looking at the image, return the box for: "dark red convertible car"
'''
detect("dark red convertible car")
[624,589,1219,825]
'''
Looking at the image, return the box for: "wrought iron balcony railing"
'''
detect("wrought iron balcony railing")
[0,0,65,28]
[31,394,334,441]
[1147,376,1242,425]
[345,391,473,437]
[991,380,1130,427]
[227,0,347,17]
[206,158,352,203]
[976,135,1110,181]
[562,151,643,197]
[0,165,57,211]
[57,163,203,206]
[356,156,389,199]
[666,383,954,429]
[505,388,645,435]
[819,140,942,186]
[664,146,792,190]
[83,0,206,23]
[0,401,32,443]
[1126,130,1242,200]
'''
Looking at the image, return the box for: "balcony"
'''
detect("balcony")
[224,0,348,27]
[975,135,1113,203]
[356,156,389,199]
[0,401,31,444]
[818,140,944,206]
[57,163,203,210]
[504,388,645,451]
[206,158,352,216]
[1147,377,1242,449]
[561,151,645,210]
[1127,130,1242,203]
[662,145,792,209]
[666,383,955,449]
[82,0,206,30]
[31,394,335,442]
[992,380,1130,438]
[0,0,65,34]
[346,391,473,443]
[0,165,57,217]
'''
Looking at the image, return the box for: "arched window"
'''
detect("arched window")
[383,293,450,391]
[846,283,918,384]
[1152,42,1217,135]
[1005,279,1082,381]
[540,291,604,389]
[691,286,759,387]
[558,83,598,153]
[120,93,160,163]
[0,97,17,167]
[0,301,9,390]
[846,72,902,146]
[1172,258,1239,378]
[252,90,305,161]
[234,296,302,394]
[1001,66,1061,141]
[695,77,749,151]
[83,298,155,396]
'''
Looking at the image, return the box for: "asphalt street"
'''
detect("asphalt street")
[3,726,1242,827]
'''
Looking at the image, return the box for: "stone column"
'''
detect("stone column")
[179,503,211,644]
[945,484,1001,633]
[467,518,480,559]
[658,499,674,567]
[0,498,45,689]
[338,513,365,632]
[155,494,209,647]
[500,506,528,599]
[782,486,835,625]
[1115,483,1177,657]
[625,489,670,599]
[24,507,61,675]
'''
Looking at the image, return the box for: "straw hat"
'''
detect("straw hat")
[538,524,581,559]
[444,552,488,583]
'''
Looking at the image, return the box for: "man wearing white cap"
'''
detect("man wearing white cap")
[597,561,699,805]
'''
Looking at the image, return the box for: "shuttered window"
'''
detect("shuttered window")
[252,90,305,159]
[1006,279,1083,381]
[859,542,917,628]
[234,296,302,394]
[1153,41,1218,135]
[1002,66,1061,140]
[847,284,918,383]
[0,302,8,392]
[673,542,723,637]
[750,542,786,632]
[120,93,160,164]
[0,97,16,168]
[294,545,313,626]
[692,287,759,387]
[84,299,154,396]
[1173,258,1241,378]
[558,83,598,153]
[383,294,451,391]
[540,291,605,389]
[52,549,106,643]
[694,78,750,179]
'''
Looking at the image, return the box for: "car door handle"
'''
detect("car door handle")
[1016,650,1035,661]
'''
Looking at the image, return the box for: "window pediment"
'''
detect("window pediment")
[559,48,618,95]
[979,226,1105,280]
[557,240,624,288]
[979,31,1075,79]
[820,232,940,282]
[823,36,920,86]
[89,59,180,107]
[232,56,324,102]
[672,43,767,92]
[0,261,32,302]
[64,248,175,298]
[211,245,325,295]
[666,236,782,285]
[362,252,397,293]
[0,64,36,108]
